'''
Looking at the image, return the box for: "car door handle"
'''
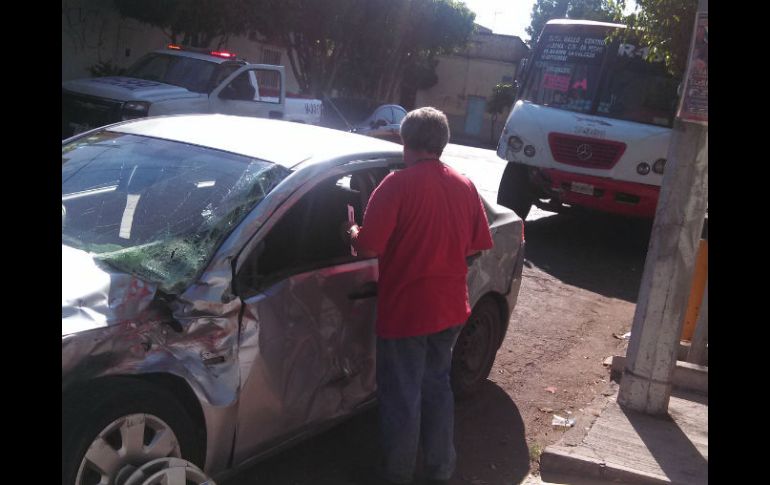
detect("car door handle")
[348,281,378,300]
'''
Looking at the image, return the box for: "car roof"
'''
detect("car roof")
[109,114,403,168]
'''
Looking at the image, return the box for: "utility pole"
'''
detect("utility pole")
[617,0,708,415]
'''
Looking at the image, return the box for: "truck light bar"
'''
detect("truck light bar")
[166,44,237,59]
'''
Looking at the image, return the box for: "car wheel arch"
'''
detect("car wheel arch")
[63,373,207,452]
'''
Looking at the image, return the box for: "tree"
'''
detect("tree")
[342,0,475,101]
[259,0,475,100]
[253,0,365,97]
[613,0,698,78]
[113,0,263,48]
[486,83,516,144]
[526,0,622,45]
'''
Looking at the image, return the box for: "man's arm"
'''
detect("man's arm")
[350,175,400,257]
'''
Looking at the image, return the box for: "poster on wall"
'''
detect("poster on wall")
[677,12,708,125]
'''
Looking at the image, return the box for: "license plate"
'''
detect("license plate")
[570,182,595,196]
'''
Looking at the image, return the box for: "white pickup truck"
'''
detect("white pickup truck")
[62,45,323,138]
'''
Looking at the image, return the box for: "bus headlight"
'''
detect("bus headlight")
[508,136,523,152]
[636,162,651,175]
[524,145,536,157]
[653,158,666,174]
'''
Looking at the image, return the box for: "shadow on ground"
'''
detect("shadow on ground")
[523,211,653,303]
[222,380,528,485]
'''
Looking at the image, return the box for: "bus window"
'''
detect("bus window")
[521,32,607,114]
[596,52,679,127]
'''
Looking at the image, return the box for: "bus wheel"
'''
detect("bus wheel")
[497,162,534,220]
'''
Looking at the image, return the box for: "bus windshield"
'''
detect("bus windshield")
[521,24,679,127]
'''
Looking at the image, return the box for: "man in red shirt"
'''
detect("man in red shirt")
[347,107,494,484]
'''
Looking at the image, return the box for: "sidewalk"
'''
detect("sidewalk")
[537,387,708,484]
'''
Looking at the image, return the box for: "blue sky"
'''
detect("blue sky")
[460,0,535,40]
[460,0,638,41]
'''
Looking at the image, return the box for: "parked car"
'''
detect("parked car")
[322,97,407,142]
[62,44,323,139]
[62,114,525,485]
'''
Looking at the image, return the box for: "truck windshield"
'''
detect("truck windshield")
[126,53,218,93]
[521,26,679,127]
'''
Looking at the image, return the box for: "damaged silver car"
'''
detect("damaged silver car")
[62,114,525,485]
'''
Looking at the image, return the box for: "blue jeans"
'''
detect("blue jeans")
[376,324,464,483]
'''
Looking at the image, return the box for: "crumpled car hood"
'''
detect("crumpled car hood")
[62,245,158,336]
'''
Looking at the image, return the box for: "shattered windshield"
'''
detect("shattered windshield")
[62,132,290,293]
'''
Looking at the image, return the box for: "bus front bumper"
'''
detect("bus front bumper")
[538,168,660,218]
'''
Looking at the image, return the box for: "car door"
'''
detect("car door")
[230,163,391,465]
[209,65,285,120]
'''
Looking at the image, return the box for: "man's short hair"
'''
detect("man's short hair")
[400,107,450,156]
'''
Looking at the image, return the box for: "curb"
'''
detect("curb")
[540,445,672,485]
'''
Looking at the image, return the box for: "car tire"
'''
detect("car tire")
[62,377,204,485]
[451,296,503,398]
[497,162,534,220]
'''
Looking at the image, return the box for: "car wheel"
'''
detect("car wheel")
[62,378,204,485]
[497,162,534,220]
[451,297,503,398]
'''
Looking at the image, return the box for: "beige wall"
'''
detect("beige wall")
[415,31,528,145]
[416,56,516,118]
[61,0,301,93]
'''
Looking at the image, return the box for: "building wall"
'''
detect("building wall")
[61,0,301,93]
[415,30,529,146]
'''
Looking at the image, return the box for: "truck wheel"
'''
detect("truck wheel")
[497,163,534,220]
[62,378,204,485]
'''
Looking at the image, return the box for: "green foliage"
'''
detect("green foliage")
[113,0,264,47]
[486,82,517,143]
[487,83,516,115]
[612,0,698,78]
[256,0,475,99]
[526,0,622,44]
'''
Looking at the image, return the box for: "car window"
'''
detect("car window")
[222,71,257,101]
[392,107,406,125]
[236,166,391,296]
[221,68,282,103]
[374,107,392,124]
[209,62,242,91]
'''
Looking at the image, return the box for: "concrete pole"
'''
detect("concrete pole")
[618,0,708,415]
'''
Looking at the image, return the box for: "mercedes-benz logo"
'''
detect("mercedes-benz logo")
[576,143,592,160]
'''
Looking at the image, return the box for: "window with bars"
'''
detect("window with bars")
[261,48,281,66]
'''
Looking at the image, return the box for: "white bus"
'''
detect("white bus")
[496,19,680,219]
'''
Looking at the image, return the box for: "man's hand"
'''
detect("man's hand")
[340,221,377,258]
[340,220,359,242]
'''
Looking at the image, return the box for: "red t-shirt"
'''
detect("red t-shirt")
[355,160,494,338]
